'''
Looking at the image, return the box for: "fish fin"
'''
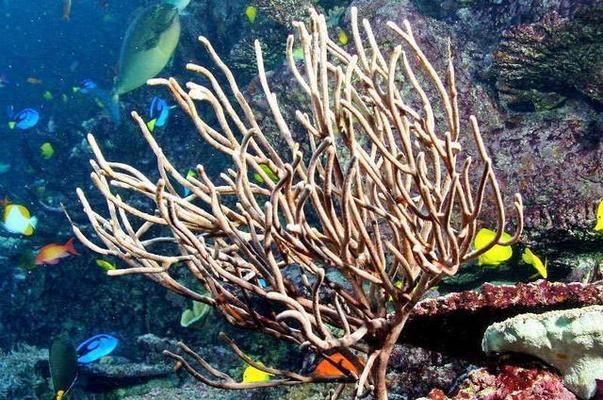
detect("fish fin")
[146,119,157,132]
[23,225,34,236]
[30,216,38,229]
[64,237,81,256]
[8,121,15,129]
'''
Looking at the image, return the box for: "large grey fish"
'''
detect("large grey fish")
[114,3,181,96]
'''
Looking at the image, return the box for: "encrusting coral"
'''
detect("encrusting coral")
[71,7,523,400]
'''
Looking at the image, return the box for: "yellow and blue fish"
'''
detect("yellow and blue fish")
[7,106,40,130]
[146,96,170,132]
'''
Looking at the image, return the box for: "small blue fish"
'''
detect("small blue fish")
[7,107,40,130]
[146,96,170,132]
[76,334,119,364]
[73,79,121,123]
[73,79,98,94]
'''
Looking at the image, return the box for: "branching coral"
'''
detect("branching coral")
[72,7,523,400]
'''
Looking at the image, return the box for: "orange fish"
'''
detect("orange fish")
[312,352,363,377]
[26,77,43,85]
[35,238,80,265]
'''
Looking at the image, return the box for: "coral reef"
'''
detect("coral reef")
[482,305,603,399]
[0,345,48,399]
[73,5,522,400]
[494,6,603,108]
[422,365,577,400]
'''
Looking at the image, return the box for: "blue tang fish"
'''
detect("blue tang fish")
[7,107,40,130]
[73,79,121,124]
[146,96,170,132]
[77,79,98,94]
[76,334,118,364]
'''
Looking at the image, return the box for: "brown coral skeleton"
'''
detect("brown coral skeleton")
[70,6,523,400]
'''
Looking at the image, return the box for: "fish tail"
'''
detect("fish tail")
[30,216,38,228]
[110,92,121,124]
[64,237,81,256]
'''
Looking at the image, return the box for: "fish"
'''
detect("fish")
[26,77,43,85]
[0,197,10,206]
[522,248,548,279]
[180,300,211,327]
[47,117,57,133]
[313,352,363,377]
[49,337,78,400]
[0,73,9,88]
[74,79,121,123]
[3,204,37,236]
[595,200,603,231]
[114,4,181,96]
[95,258,117,271]
[245,5,257,23]
[183,168,197,196]
[42,90,54,101]
[35,238,80,265]
[473,228,513,266]
[146,96,170,131]
[7,107,40,130]
[40,142,55,159]
[163,0,192,13]
[76,334,119,364]
[17,249,37,271]
[252,163,279,184]
[242,362,271,383]
[63,0,72,20]
[0,163,10,174]
[292,46,304,61]
[337,28,349,45]
[73,79,98,94]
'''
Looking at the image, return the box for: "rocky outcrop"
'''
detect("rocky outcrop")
[482,306,603,399]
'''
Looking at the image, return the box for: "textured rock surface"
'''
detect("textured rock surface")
[482,305,603,399]
[404,280,603,355]
[387,345,471,398]
[244,0,603,251]
[420,365,576,400]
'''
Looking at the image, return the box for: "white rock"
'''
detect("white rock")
[482,305,603,399]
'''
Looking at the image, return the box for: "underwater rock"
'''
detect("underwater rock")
[494,6,603,108]
[482,305,603,399]
[0,345,48,399]
[421,365,576,400]
[386,344,471,399]
[403,280,603,356]
[80,358,173,390]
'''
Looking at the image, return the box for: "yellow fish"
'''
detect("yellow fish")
[242,362,271,383]
[3,204,37,236]
[594,200,603,231]
[292,46,304,61]
[40,142,55,159]
[96,259,117,271]
[253,164,279,184]
[473,228,513,266]
[337,28,349,45]
[245,5,257,23]
[522,248,547,279]
[42,91,54,101]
